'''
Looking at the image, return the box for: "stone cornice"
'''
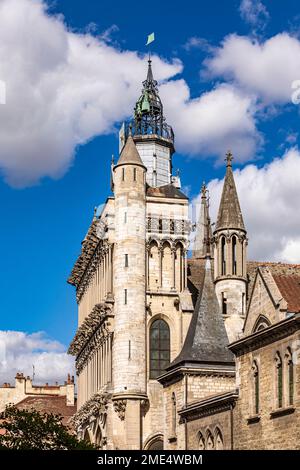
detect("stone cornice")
[68,302,113,357]
[157,364,235,388]
[178,390,238,422]
[68,219,104,287]
[229,313,300,356]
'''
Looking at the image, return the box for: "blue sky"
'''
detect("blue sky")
[0,0,300,383]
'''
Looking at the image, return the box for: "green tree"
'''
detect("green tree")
[0,405,96,450]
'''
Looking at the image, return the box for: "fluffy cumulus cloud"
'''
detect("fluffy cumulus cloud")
[0,330,74,385]
[161,82,260,161]
[205,32,300,104]
[0,0,262,187]
[0,0,181,187]
[206,147,300,263]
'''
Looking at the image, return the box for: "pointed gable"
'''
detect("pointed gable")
[169,258,234,368]
[243,267,288,336]
[215,153,245,231]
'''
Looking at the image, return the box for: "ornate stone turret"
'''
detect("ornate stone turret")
[120,60,175,188]
[112,135,148,449]
[193,183,212,259]
[213,152,247,342]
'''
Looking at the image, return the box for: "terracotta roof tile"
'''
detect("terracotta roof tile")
[15,395,77,428]
[272,274,300,313]
[189,259,300,311]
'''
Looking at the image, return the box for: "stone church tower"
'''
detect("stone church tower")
[68,60,193,449]
[213,152,247,342]
[111,136,148,448]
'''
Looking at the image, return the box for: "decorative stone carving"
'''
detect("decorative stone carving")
[141,398,150,416]
[113,399,127,420]
[68,302,113,357]
[72,393,111,429]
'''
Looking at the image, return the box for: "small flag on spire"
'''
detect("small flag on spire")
[146,32,155,46]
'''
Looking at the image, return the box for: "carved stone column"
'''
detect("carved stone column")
[159,244,163,289]
[171,245,176,291]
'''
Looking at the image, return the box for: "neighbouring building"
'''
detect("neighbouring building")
[67,59,300,449]
[0,373,76,428]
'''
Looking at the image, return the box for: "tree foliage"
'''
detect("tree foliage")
[0,405,96,450]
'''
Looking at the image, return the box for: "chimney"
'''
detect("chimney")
[66,373,75,406]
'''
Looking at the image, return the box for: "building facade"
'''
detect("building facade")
[0,373,76,428]
[68,60,300,449]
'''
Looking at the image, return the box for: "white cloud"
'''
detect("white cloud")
[0,330,74,385]
[205,32,300,104]
[183,36,213,52]
[205,147,300,263]
[239,0,270,33]
[161,81,260,162]
[0,0,262,187]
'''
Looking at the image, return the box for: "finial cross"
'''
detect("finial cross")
[225,150,233,167]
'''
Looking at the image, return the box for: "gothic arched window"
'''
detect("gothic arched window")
[232,236,237,275]
[221,237,226,275]
[285,348,294,406]
[275,352,283,408]
[146,435,164,450]
[149,319,170,379]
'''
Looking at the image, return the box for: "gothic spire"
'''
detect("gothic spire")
[193,182,212,259]
[115,134,145,167]
[168,258,234,368]
[215,151,245,232]
[131,59,173,142]
[145,58,154,85]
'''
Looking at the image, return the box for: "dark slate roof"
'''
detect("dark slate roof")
[187,258,207,307]
[116,135,144,166]
[215,164,245,231]
[169,258,234,368]
[146,184,188,199]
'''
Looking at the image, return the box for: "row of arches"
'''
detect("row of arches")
[216,234,246,278]
[147,239,187,292]
[252,347,294,415]
[198,427,224,450]
[83,425,105,448]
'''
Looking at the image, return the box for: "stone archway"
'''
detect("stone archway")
[147,438,163,450]
[144,434,164,450]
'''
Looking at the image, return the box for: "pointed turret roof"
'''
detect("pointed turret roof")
[115,134,145,167]
[145,58,154,85]
[193,183,212,259]
[168,258,234,368]
[215,151,245,232]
